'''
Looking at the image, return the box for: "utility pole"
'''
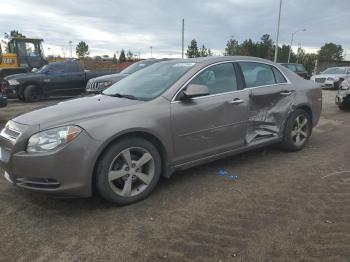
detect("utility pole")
[182,18,185,59]
[274,0,283,63]
[150,46,153,58]
[69,41,73,58]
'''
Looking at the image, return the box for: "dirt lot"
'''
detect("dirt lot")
[0,91,349,262]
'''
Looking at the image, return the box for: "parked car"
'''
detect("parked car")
[0,81,7,108]
[335,77,350,110]
[0,56,322,205]
[3,60,117,102]
[310,67,350,89]
[280,63,310,79]
[86,59,170,93]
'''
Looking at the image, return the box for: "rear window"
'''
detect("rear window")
[239,62,275,88]
[272,67,287,83]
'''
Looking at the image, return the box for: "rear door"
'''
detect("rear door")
[171,62,249,164]
[238,62,295,144]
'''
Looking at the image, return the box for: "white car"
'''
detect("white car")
[311,67,350,89]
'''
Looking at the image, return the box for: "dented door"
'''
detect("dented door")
[238,62,296,144]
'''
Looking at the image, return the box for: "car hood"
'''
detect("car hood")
[91,73,129,83]
[312,74,346,79]
[12,95,143,129]
[4,72,41,81]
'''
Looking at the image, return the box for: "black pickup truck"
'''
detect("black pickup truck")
[2,60,118,102]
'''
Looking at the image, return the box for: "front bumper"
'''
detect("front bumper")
[0,125,98,197]
[4,84,19,98]
[335,91,350,105]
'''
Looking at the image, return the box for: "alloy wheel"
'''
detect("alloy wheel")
[108,147,155,197]
[291,115,309,147]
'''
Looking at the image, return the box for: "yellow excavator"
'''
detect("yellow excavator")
[0,37,47,80]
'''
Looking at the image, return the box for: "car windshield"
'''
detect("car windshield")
[121,60,155,74]
[296,64,306,72]
[322,67,346,74]
[103,62,196,101]
[37,65,48,73]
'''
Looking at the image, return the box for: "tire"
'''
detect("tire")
[24,85,42,102]
[95,137,162,205]
[339,104,349,110]
[281,109,312,152]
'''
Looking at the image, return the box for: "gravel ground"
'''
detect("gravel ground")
[0,91,349,262]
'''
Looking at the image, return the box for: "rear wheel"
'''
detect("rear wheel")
[281,109,311,151]
[95,137,162,205]
[24,85,42,102]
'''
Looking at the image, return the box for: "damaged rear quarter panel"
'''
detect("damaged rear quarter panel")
[246,83,296,144]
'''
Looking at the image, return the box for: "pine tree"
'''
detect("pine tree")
[119,49,126,63]
[186,39,200,58]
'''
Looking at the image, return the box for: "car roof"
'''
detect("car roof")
[160,56,275,65]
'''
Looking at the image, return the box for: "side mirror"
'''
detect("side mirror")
[180,84,209,100]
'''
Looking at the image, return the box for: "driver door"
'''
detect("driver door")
[171,62,249,165]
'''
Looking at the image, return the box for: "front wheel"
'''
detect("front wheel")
[281,109,312,152]
[95,137,162,205]
[24,85,42,102]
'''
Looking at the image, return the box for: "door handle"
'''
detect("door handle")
[280,90,292,96]
[230,98,244,105]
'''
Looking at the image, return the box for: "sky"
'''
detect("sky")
[0,0,349,59]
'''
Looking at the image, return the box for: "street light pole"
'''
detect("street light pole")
[150,46,153,58]
[274,0,283,63]
[287,29,306,63]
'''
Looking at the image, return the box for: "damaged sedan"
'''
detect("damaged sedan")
[336,77,350,110]
[0,56,322,205]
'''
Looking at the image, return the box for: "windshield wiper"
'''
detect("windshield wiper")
[105,93,139,100]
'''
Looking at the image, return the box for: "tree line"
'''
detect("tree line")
[186,34,345,74]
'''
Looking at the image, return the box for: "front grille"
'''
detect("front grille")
[15,177,60,189]
[315,78,326,83]
[87,81,99,90]
[0,125,21,141]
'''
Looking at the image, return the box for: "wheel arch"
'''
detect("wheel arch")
[295,104,313,126]
[91,130,170,195]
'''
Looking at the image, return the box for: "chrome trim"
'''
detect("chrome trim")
[170,60,292,103]
[4,172,13,184]
[0,125,21,142]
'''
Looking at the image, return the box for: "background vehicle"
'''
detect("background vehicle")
[0,37,47,80]
[311,67,350,89]
[280,63,310,79]
[3,60,117,101]
[336,77,350,110]
[0,56,322,205]
[86,58,171,93]
[0,86,7,107]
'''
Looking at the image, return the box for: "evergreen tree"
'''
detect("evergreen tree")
[119,49,126,63]
[186,39,200,58]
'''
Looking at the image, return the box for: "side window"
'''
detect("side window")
[239,62,276,88]
[48,63,65,73]
[272,67,287,83]
[189,63,237,95]
[67,63,82,72]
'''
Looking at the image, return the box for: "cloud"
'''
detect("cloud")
[1,0,349,59]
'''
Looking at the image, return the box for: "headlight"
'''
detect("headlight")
[327,77,335,81]
[98,80,113,88]
[8,79,20,85]
[341,82,350,90]
[27,126,82,153]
